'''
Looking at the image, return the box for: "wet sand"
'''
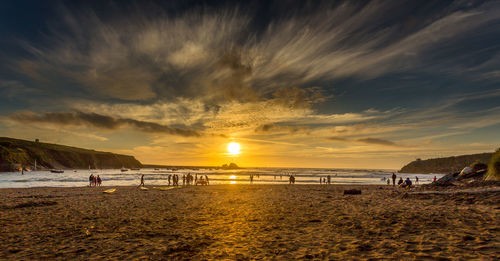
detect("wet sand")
[1,184,499,260]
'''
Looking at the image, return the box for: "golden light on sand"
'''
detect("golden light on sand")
[227,142,241,155]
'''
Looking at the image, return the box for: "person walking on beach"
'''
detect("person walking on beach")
[392,173,397,186]
[320,177,322,184]
[168,175,171,186]
[205,175,209,185]
[89,174,94,187]
[182,175,186,186]
[250,174,254,183]
[327,175,331,185]
[415,176,419,185]
[93,175,97,186]
[97,175,102,186]
[138,174,145,187]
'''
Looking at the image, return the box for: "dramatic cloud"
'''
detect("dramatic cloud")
[0,0,499,168]
[9,1,500,106]
[9,111,201,137]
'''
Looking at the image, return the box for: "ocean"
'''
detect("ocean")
[0,168,445,188]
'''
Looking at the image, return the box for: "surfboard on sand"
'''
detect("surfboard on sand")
[103,188,116,194]
[153,187,180,191]
[153,187,173,190]
[140,187,149,191]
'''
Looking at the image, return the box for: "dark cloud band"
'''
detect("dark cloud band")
[9,111,201,137]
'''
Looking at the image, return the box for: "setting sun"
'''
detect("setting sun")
[227,142,241,155]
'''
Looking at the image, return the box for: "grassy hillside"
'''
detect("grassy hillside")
[0,137,142,171]
[485,149,500,181]
[399,153,493,174]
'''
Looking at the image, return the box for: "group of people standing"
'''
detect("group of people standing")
[88,174,102,186]
[184,173,209,186]
[249,174,262,183]
[319,175,332,184]
[167,174,180,186]
[138,173,210,187]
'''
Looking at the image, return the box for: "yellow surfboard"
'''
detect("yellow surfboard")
[153,187,180,190]
[103,188,116,194]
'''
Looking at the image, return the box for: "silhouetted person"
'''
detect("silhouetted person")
[168,175,171,186]
[433,176,437,182]
[205,175,209,185]
[250,175,254,183]
[397,177,403,186]
[97,175,102,186]
[320,177,322,184]
[182,175,186,186]
[138,174,145,187]
[403,177,412,188]
[387,179,390,185]
[327,175,331,185]
[392,173,397,186]
[415,176,419,184]
[89,174,94,187]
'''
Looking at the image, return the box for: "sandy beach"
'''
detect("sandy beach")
[1,184,499,260]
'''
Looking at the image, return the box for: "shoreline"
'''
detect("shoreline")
[0,183,390,190]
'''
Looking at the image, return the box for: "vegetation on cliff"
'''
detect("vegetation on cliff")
[399,152,493,174]
[0,137,142,171]
[485,148,500,181]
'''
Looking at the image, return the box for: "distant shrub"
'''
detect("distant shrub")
[485,149,500,181]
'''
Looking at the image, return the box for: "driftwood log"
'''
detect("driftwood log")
[344,189,361,195]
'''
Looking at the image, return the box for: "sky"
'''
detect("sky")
[0,0,499,169]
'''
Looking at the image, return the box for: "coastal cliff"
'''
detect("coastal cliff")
[0,137,142,171]
[399,152,493,174]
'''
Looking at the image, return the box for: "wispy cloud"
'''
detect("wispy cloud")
[10,1,500,105]
[357,138,396,146]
